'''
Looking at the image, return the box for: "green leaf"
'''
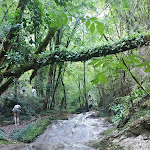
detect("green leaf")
[91,17,97,21]
[63,17,68,26]
[91,76,100,85]
[100,74,107,84]
[124,59,133,65]
[86,20,90,28]
[136,61,150,67]
[57,19,63,29]
[49,21,57,28]
[88,59,100,65]
[131,54,142,59]
[129,55,140,63]
[95,21,104,36]
[67,2,73,7]
[60,13,67,18]
[94,61,103,67]
[90,23,95,34]
[145,65,150,73]
[102,63,108,68]
[119,62,127,70]
[103,56,113,60]
[81,19,85,23]
[60,13,68,26]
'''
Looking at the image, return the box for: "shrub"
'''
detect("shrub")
[109,104,125,123]
[0,129,7,141]
[0,94,42,117]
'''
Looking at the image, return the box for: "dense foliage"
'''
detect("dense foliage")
[0,0,150,131]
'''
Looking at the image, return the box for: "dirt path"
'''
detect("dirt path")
[0,117,37,141]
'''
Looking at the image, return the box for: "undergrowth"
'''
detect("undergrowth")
[91,138,124,150]
[11,118,50,143]
[0,129,7,141]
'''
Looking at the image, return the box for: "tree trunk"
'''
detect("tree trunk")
[83,61,88,111]
[78,77,82,107]
[97,84,103,107]
[60,75,67,109]
[50,65,63,109]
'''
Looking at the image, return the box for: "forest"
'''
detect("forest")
[0,0,150,149]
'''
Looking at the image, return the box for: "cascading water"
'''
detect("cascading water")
[31,111,112,150]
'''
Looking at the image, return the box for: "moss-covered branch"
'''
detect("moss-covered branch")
[0,34,149,96]
[34,28,56,54]
[2,34,150,78]
[43,35,150,62]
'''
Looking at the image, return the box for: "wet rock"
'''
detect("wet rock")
[85,111,99,119]
[111,130,119,137]
[118,135,150,150]
[0,144,31,150]
[31,143,64,150]
[86,114,97,119]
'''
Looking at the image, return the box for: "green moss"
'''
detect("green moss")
[92,138,124,150]
[11,118,50,143]
[0,140,19,144]
[104,126,117,136]
[141,101,150,109]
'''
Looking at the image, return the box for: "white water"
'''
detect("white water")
[32,111,112,150]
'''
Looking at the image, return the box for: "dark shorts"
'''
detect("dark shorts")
[12,108,20,113]
[89,104,93,109]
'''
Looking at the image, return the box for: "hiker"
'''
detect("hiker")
[89,95,94,111]
[32,87,37,98]
[12,103,21,125]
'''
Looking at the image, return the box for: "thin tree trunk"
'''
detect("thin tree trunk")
[83,61,88,111]
[78,77,82,107]
[97,84,103,107]
[101,85,107,105]
[14,79,18,101]
[60,75,67,109]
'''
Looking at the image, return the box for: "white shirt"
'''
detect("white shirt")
[14,105,21,109]
[89,99,94,105]
[32,88,37,98]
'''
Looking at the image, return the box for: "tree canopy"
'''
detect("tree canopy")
[0,0,150,96]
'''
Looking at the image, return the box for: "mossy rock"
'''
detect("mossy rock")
[140,114,150,130]
[141,101,150,109]
[91,138,124,150]
[123,113,150,137]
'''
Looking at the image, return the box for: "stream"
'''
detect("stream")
[31,111,112,150]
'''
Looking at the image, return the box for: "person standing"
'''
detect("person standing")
[32,87,37,98]
[12,103,21,125]
[88,95,94,111]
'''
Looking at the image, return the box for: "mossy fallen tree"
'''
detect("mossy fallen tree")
[0,34,149,95]
[43,35,150,62]
[2,34,150,77]
[0,34,150,95]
